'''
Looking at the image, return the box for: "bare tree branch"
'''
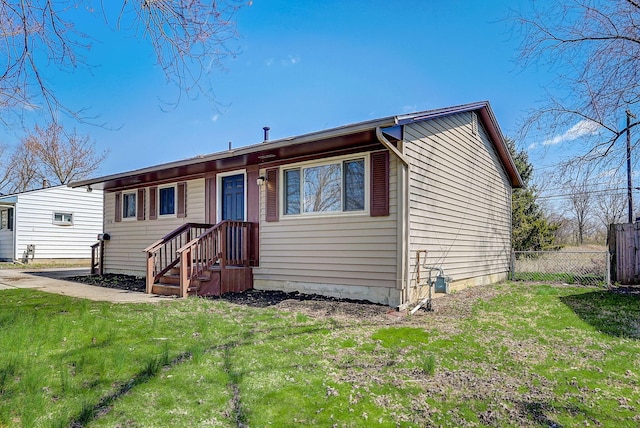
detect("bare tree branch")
[23,123,109,185]
[0,1,245,124]
[1,122,108,192]
[515,0,640,175]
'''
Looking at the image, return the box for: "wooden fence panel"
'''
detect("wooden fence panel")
[608,222,640,284]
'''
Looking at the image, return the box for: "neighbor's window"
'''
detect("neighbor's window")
[53,212,73,225]
[0,208,13,230]
[158,186,176,216]
[122,192,137,219]
[283,157,366,216]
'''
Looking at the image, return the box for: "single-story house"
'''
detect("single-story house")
[70,101,522,308]
[0,185,104,262]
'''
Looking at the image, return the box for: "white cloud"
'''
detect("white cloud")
[543,119,600,146]
[211,114,219,122]
[265,55,300,67]
[281,55,300,66]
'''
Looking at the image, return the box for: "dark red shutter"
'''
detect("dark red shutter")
[149,186,157,220]
[265,168,279,222]
[115,192,122,222]
[177,182,187,218]
[137,189,145,221]
[370,150,390,217]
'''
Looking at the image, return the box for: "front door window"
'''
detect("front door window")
[221,174,245,221]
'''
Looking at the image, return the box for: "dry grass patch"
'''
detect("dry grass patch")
[1,282,638,427]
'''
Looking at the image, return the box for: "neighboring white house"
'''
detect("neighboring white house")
[0,185,103,262]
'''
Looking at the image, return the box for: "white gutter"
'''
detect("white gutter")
[375,126,412,308]
[375,127,409,167]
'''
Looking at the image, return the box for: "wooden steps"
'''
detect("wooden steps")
[151,264,253,297]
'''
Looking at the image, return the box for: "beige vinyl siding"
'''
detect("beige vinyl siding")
[405,112,512,285]
[102,178,206,276]
[253,155,399,290]
[13,186,103,259]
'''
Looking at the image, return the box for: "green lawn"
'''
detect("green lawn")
[0,283,638,427]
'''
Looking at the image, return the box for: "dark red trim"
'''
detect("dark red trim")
[114,192,122,222]
[370,151,390,217]
[177,182,187,218]
[137,189,145,221]
[149,187,157,220]
[265,168,279,222]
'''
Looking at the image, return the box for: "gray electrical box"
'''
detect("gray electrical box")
[434,275,450,294]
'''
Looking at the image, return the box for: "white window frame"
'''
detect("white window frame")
[122,191,137,221]
[158,185,177,218]
[280,153,369,219]
[216,169,247,223]
[53,212,74,226]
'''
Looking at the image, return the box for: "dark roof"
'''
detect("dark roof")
[70,101,522,190]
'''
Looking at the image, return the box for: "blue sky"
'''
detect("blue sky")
[2,0,566,177]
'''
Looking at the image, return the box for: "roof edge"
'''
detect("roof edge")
[398,101,522,188]
[70,101,523,190]
[70,116,397,189]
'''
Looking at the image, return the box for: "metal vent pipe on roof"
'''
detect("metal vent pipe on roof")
[263,126,270,142]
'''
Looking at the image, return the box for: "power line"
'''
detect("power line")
[535,187,631,200]
[531,181,628,194]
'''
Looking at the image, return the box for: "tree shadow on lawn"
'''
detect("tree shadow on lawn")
[559,287,640,339]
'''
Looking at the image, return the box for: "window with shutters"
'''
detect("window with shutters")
[158,185,176,217]
[282,154,367,217]
[122,192,137,220]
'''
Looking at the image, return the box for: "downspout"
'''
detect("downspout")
[375,127,411,308]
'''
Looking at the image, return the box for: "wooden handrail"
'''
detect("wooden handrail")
[177,221,253,297]
[145,223,214,293]
[90,241,104,275]
[144,223,212,253]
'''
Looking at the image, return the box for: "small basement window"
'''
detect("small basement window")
[53,212,73,226]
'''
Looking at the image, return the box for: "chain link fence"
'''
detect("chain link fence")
[511,251,610,287]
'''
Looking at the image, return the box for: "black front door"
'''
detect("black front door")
[221,174,245,221]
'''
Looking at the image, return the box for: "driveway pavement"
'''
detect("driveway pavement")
[0,268,173,303]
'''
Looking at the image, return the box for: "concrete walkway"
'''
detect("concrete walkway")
[0,268,174,303]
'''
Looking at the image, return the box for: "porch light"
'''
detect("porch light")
[256,176,267,186]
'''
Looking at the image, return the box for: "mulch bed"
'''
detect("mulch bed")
[65,273,387,308]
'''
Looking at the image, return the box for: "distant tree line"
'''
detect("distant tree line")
[509,138,629,250]
[0,123,107,194]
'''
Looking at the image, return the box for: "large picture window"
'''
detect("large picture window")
[158,186,175,216]
[122,192,137,219]
[283,157,365,216]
